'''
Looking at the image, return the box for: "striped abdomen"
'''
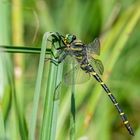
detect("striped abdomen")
[81,63,134,136]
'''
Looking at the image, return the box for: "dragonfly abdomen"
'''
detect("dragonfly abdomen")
[81,64,134,136]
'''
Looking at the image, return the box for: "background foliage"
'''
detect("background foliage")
[0,0,140,140]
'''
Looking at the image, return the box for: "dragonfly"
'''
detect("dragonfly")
[49,32,134,136]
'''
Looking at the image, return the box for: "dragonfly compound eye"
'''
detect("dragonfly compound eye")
[72,35,76,40]
[65,34,76,44]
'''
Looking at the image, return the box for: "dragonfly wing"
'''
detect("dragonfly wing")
[86,38,100,55]
[64,64,90,85]
[88,56,104,75]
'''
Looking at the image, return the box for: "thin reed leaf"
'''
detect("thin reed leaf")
[50,62,64,140]
[0,105,5,139]
[0,45,51,54]
[0,0,13,139]
[70,62,76,140]
[11,0,28,139]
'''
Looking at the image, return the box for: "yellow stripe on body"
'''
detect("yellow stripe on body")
[64,38,67,44]
[120,112,125,116]
[91,71,96,75]
[100,82,104,85]
[81,63,91,68]
[75,42,82,45]
[81,64,87,67]
[108,92,112,95]
[70,47,83,51]
[124,121,129,124]
[75,56,83,59]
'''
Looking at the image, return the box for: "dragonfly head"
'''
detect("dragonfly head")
[64,34,76,44]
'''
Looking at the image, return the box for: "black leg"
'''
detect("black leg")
[45,52,67,66]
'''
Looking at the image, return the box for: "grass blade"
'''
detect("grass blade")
[29,32,54,140]
[50,62,64,140]
[0,46,51,54]
[0,105,5,139]
[70,62,76,140]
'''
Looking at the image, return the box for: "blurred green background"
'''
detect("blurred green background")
[0,0,140,140]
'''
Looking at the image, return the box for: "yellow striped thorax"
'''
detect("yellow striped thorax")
[68,39,83,51]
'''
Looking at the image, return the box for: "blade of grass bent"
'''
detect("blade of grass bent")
[40,34,63,140]
[29,32,54,140]
[39,62,58,140]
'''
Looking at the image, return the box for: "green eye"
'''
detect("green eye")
[65,34,76,43]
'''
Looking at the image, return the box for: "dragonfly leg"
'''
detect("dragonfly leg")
[45,58,59,66]
[45,52,67,66]
[50,32,66,49]
[47,38,53,42]
[54,82,62,100]
[48,47,64,60]
[56,46,66,50]
[55,32,66,45]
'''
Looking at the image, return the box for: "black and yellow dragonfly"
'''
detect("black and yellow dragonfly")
[50,33,134,136]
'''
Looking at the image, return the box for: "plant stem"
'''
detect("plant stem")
[29,32,53,140]
[0,46,51,54]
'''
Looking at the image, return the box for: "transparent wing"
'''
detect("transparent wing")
[63,56,90,85]
[86,38,100,55]
[88,56,104,75]
[64,64,90,85]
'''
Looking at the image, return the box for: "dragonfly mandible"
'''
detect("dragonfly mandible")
[49,32,134,136]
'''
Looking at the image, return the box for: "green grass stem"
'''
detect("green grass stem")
[0,46,51,54]
[0,0,12,139]
[0,105,5,139]
[70,62,76,140]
